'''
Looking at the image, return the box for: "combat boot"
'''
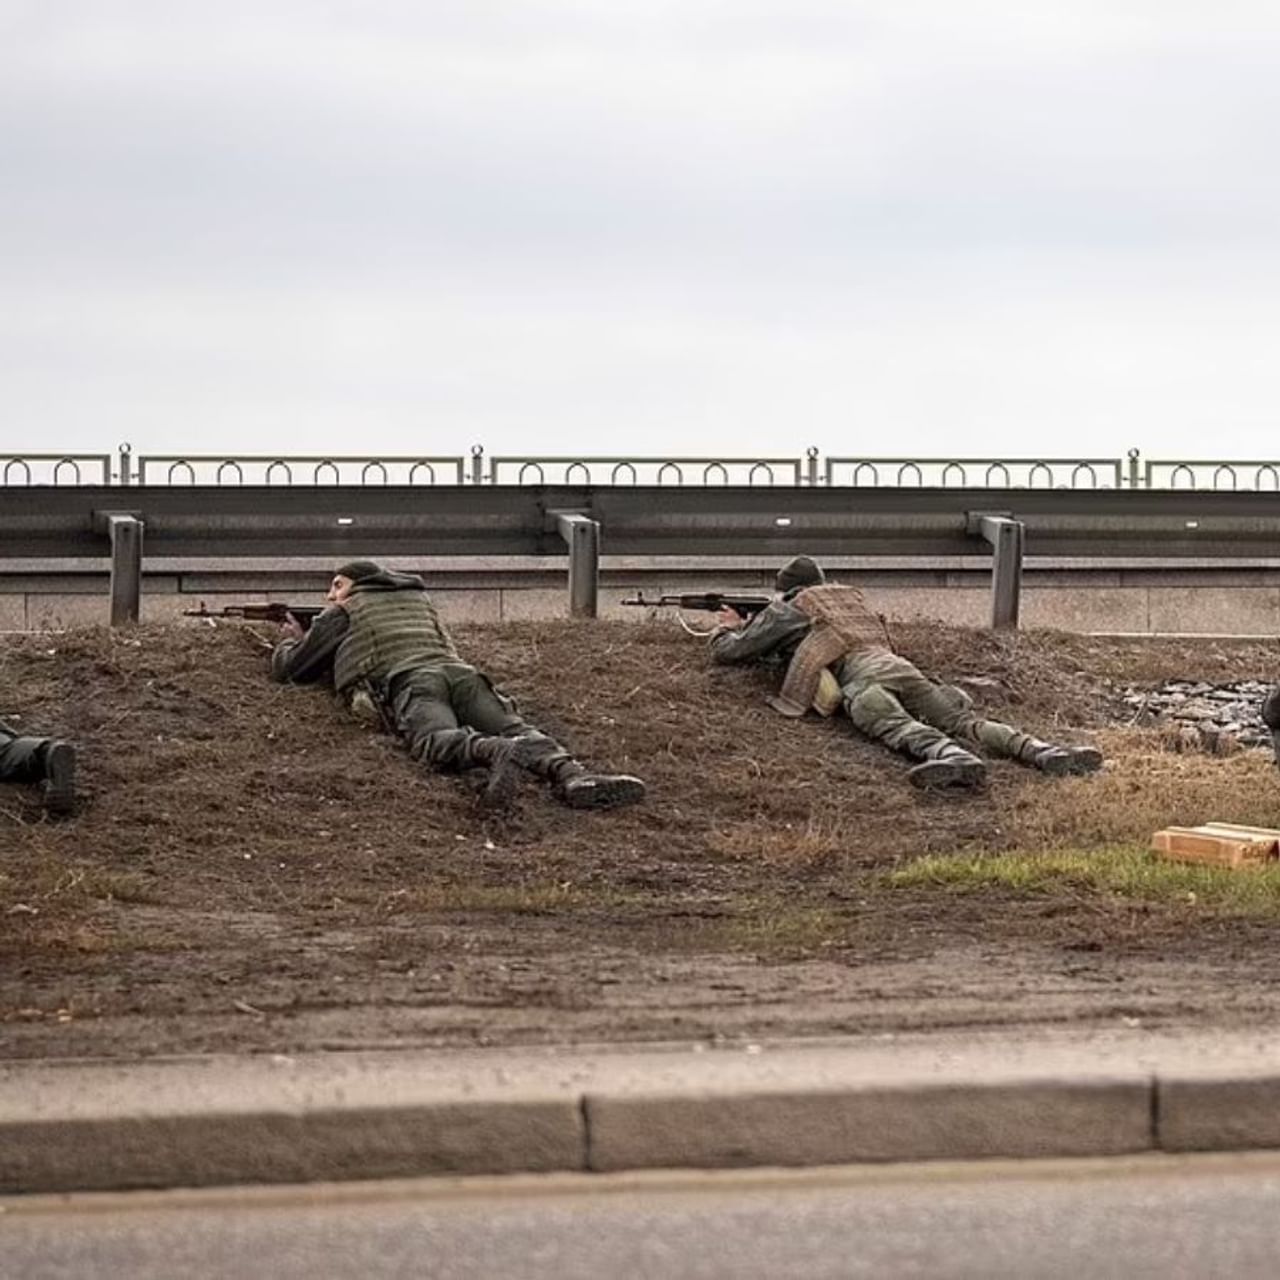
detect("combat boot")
[40,740,76,818]
[1062,745,1103,775]
[907,746,986,791]
[1028,745,1103,776]
[556,771,647,811]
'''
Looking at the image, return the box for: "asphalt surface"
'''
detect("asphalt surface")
[7,1152,1280,1279]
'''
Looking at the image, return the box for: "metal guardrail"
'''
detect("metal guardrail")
[10,484,1280,631]
[10,484,1280,559]
[5,444,1280,490]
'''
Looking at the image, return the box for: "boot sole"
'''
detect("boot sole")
[561,777,647,811]
[1067,748,1103,776]
[908,761,986,791]
[43,742,76,817]
[1034,752,1075,777]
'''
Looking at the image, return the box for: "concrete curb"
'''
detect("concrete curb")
[4,1031,1280,1194]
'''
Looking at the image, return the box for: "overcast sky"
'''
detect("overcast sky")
[4,0,1280,466]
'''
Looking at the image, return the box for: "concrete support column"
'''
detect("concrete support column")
[105,514,144,626]
[967,512,1024,630]
[550,511,600,618]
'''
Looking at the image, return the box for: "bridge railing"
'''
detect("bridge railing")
[823,455,1125,489]
[486,454,808,486]
[132,451,466,486]
[5,443,1280,490]
[1143,458,1280,491]
[0,453,112,485]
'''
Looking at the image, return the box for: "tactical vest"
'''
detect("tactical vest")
[768,584,891,717]
[333,588,459,692]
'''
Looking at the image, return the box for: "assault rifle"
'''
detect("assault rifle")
[183,603,327,630]
[621,591,773,618]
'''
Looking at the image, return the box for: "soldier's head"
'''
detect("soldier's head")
[775,555,825,594]
[328,559,382,603]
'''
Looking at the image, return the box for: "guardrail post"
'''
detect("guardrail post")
[117,442,133,486]
[966,512,1023,630]
[470,444,485,484]
[549,511,599,618]
[1127,448,1141,490]
[98,513,144,625]
[805,446,819,486]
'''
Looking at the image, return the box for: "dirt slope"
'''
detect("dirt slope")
[3,618,1279,1059]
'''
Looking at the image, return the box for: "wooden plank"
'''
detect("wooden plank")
[1201,822,1280,843]
[1151,827,1276,868]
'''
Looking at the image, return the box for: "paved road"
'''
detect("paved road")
[6,1152,1280,1279]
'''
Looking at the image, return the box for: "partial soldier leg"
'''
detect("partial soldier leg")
[901,678,1102,777]
[844,682,985,790]
[1262,685,1280,767]
[0,726,76,816]
[388,669,527,807]
[448,667,645,810]
[41,742,76,816]
[390,669,490,767]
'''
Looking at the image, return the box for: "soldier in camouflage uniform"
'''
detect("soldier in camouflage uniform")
[710,556,1103,791]
[271,560,645,810]
[0,720,76,816]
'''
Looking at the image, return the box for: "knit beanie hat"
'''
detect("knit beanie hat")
[334,560,383,583]
[775,555,825,592]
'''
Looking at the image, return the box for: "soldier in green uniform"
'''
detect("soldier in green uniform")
[710,556,1103,791]
[0,720,76,816]
[271,560,645,810]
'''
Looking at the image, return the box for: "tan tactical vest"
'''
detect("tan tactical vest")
[333,589,459,692]
[768,584,892,717]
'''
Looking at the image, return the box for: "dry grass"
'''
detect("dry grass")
[392,882,644,915]
[704,816,853,870]
[991,729,1280,851]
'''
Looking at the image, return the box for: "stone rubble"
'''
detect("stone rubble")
[1118,679,1275,751]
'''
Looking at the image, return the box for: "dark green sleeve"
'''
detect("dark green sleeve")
[708,600,811,666]
[270,607,349,685]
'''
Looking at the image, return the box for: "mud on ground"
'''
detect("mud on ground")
[3,619,1279,1059]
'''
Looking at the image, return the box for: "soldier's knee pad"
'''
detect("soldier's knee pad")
[845,684,899,730]
[936,683,973,712]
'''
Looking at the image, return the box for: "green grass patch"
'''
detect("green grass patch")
[887,844,1280,916]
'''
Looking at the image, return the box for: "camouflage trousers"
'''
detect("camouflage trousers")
[839,650,1048,763]
[0,721,49,784]
[385,664,576,782]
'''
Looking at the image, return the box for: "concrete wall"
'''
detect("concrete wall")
[6,557,1280,633]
